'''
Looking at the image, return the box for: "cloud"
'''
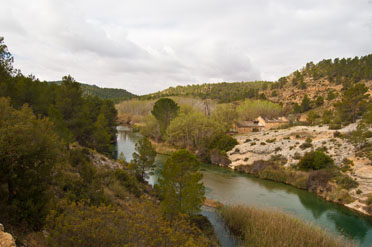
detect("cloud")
[0,0,371,94]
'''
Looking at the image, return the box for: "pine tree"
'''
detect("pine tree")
[131,137,156,181]
[158,149,205,223]
[151,98,179,135]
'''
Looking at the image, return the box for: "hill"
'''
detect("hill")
[262,54,372,108]
[141,54,372,108]
[50,81,136,102]
[141,81,271,103]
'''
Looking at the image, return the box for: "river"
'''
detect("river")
[115,126,372,247]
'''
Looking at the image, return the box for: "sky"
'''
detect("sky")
[1,0,372,95]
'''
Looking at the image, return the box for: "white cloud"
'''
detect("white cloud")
[0,0,371,94]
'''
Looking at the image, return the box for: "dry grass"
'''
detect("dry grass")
[219,205,354,247]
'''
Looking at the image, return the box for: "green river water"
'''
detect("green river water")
[116,126,372,247]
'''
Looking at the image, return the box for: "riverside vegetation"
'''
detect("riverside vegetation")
[219,205,354,247]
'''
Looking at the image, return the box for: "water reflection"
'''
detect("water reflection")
[298,192,328,219]
[327,211,370,241]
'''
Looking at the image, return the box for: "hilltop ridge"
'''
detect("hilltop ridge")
[140,54,372,110]
[50,81,137,102]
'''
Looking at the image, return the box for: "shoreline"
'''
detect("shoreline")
[120,124,372,218]
[230,164,372,218]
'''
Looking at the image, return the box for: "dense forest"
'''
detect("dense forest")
[50,81,136,103]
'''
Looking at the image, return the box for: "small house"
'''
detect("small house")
[232,120,264,133]
[233,116,289,133]
[256,116,289,130]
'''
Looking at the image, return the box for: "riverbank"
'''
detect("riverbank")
[133,124,372,217]
[226,125,372,217]
[117,126,372,246]
[233,162,372,216]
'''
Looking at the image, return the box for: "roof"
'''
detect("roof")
[236,121,264,128]
[261,116,289,123]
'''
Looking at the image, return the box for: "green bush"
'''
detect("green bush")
[298,151,334,170]
[335,175,359,190]
[208,133,238,152]
[299,142,313,150]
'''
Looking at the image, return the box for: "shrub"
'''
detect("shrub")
[298,151,334,170]
[266,138,276,143]
[244,139,252,143]
[334,131,342,138]
[208,133,238,152]
[260,142,266,145]
[47,201,212,247]
[251,142,256,146]
[356,189,362,194]
[335,175,359,190]
[293,152,302,160]
[329,123,342,130]
[299,142,313,150]
[275,147,282,152]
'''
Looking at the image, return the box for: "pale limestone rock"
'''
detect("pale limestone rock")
[0,224,16,247]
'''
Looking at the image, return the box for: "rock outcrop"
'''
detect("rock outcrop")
[228,125,357,169]
[0,224,16,247]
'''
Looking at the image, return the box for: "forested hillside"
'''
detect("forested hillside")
[50,81,136,103]
[142,81,271,103]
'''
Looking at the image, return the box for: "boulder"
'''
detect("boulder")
[0,224,16,247]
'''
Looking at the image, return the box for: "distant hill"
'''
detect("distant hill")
[142,81,272,103]
[141,54,372,107]
[50,81,136,102]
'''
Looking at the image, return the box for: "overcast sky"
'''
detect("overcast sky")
[1,0,372,95]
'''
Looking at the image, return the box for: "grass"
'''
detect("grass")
[219,205,354,247]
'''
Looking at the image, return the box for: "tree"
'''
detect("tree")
[335,83,369,123]
[306,111,320,125]
[92,113,112,155]
[0,98,63,229]
[151,98,179,135]
[158,150,205,223]
[166,110,221,148]
[315,96,324,106]
[300,95,311,112]
[211,103,238,132]
[237,99,282,121]
[0,36,14,80]
[140,114,162,141]
[348,123,369,150]
[131,137,156,181]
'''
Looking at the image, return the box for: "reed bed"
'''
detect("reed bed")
[219,205,354,247]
